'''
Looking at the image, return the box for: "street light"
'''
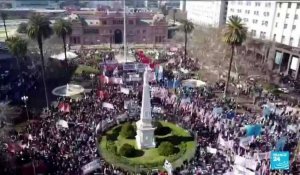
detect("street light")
[21,96,29,123]
[90,73,95,90]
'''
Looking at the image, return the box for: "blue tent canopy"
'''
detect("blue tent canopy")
[245,124,262,137]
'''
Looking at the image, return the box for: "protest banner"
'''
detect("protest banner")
[102,102,114,109]
[81,159,101,175]
[120,87,130,95]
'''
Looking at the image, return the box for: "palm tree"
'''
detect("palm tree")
[181,19,194,61]
[5,36,27,71]
[160,5,169,16]
[1,12,8,40]
[53,19,72,62]
[222,15,247,98]
[173,9,177,25]
[27,13,53,109]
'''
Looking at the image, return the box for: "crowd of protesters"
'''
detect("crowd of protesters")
[0,48,299,175]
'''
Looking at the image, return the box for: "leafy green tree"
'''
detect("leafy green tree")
[1,12,8,40]
[173,9,177,25]
[222,16,247,98]
[5,36,27,71]
[53,19,72,62]
[158,141,175,156]
[120,123,136,139]
[181,19,194,61]
[27,13,53,109]
[160,5,169,16]
[17,22,28,34]
[119,143,135,157]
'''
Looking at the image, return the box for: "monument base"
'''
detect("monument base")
[135,120,156,149]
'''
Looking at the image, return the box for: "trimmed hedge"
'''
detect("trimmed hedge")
[154,121,171,136]
[120,123,136,139]
[158,141,175,156]
[119,143,136,157]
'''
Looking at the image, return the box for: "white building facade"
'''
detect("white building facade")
[227,1,300,79]
[271,1,300,47]
[185,1,228,27]
[226,1,277,40]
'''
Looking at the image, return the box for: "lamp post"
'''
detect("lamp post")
[90,73,95,90]
[21,96,29,123]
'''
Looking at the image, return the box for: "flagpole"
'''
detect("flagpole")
[123,0,127,63]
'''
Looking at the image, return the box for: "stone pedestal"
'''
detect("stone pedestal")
[136,120,156,149]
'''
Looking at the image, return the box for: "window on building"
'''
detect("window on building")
[129,20,134,25]
[251,30,256,36]
[264,12,270,17]
[260,31,263,38]
[277,13,280,17]
[102,20,107,25]
[286,14,289,18]
[290,37,294,45]
[288,2,291,8]
[243,18,248,22]
[275,22,278,27]
[246,2,251,6]
[295,14,298,20]
[265,21,268,26]
[253,19,258,24]
[83,28,99,34]
[281,36,285,43]
[279,2,282,8]
[255,2,261,6]
[254,11,259,15]
[273,34,276,41]
[265,2,271,7]
[230,9,234,12]
[293,25,296,30]
[237,9,242,13]
[297,3,300,9]
[238,1,242,5]
[284,24,288,29]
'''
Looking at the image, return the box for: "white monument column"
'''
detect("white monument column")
[135,69,156,149]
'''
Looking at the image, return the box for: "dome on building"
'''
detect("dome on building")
[152,13,165,24]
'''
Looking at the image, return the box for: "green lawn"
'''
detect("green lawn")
[74,65,100,76]
[99,121,196,172]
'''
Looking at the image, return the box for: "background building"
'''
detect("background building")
[68,10,168,45]
[11,0,59,9]
[226,1,300,79]
[271,1,300,47]
[226,1,277,40]
[185,1,228,27]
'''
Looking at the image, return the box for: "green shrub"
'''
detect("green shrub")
[120,123,136,139]
[158,141,175,156]
[119,143,136,157]
[107,141,118,154]
[154,121,171,136]
[153,121,163,129]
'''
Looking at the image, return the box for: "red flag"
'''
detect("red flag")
[58,102,65,112]
[64,103,70,113]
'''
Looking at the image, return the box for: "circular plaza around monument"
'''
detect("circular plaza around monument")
[99,121,197,172]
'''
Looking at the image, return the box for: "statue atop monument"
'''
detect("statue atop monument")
[135,69,156,149]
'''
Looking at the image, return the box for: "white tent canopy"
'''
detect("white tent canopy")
[51,51,78,60]
[182,79,206,88]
